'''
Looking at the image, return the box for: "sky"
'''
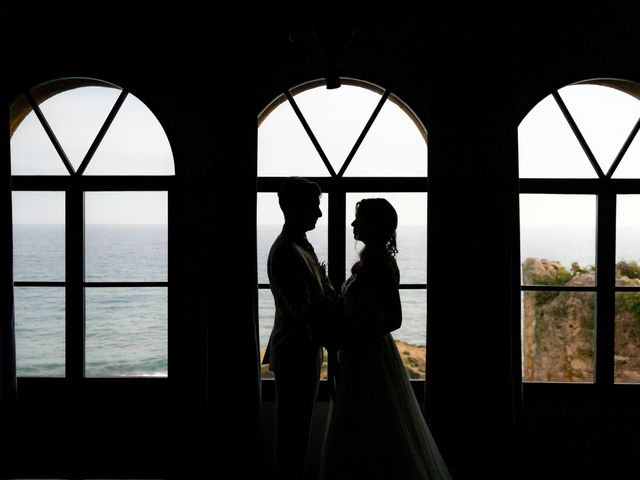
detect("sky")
[9,82,640,228]
[10,86,173,224]
[518,84,640,228]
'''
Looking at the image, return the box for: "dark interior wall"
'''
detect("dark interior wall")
[3,15,262,478]
[2,4,640,479]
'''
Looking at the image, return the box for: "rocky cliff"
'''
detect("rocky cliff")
[522,257,640,383]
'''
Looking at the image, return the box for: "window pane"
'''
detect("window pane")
[346,193,427,284]
[258,97,329,177]
[520,195,596,285]
[10,94,69,175]
[85,192,167,282]
[84,93,175,175]
[558,84,640,176]
[346,94,428,177]
[85,288,167,377]
[616,195,640,286]
[256,192,329,284]
[522,291,595,382]
[293,84,382,175]
[613,126,640,178]
[37,86,123,171]
[518,93,596,178]
[15,287,65,377]
[615,292,640,384]
[12,191,65,281]
[616,197,640,384]
[397,290,427,379]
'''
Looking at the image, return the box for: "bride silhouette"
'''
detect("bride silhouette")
[317,198,452,480]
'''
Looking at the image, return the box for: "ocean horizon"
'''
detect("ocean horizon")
[12,223,640,376]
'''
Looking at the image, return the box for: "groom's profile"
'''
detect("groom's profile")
[262,176,332,479]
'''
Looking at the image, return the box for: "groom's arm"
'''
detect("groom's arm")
[270,247,315,336]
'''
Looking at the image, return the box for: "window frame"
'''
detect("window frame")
[519,82,640,387]
[11,82,174,390]
[257,79,428,400]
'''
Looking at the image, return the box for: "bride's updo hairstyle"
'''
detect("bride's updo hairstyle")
[356,198,398,256]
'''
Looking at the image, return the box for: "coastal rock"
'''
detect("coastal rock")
[522,258,640,383]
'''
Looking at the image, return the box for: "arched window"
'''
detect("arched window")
[257,79,428,382]
[10,78,174,379]
[519,80,640,384]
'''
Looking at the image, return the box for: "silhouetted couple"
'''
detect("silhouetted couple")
[262,176,452,479]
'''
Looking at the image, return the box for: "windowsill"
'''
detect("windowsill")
[15,376,170,403]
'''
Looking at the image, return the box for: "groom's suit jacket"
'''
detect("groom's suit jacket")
[263,227,326,373]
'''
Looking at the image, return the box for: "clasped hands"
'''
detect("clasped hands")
[309,284,344,349]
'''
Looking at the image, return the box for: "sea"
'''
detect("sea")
[13,224,168,378]
[12,224,640,377]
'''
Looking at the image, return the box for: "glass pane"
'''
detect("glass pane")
[616,195,640,286]
[85,192,168,282]
[85,288,167,377]
[12,191,65,281]
[15,287,65,377]
[345,193,427,284]
[85,93,175,175]
[293,84,382,175]
[10,94,69,175]
[518,93,596,178]
[520,195,596,285]
[614,128,640,178]
[397,289,427,379]
[558,84,640,175]
[522,291,595,382]
[256,192,329,284]
[38,86,122,171]
[615,292,640,383]
[346,94,428,177]
[258,97,329,177]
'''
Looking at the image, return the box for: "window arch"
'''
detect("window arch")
[257,78,428,382]
[518,79,640,384]
[10,78,174,379]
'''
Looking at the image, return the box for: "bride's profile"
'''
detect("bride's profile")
[317,198,452,480]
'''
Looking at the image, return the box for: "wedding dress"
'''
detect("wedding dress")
[319,253,452,480]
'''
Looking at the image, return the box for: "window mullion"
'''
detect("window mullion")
[65,185,85,382]
[327,184,346,291]
[327,185,345,392]
[595,192,616,386]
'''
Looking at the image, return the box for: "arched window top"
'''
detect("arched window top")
[10,78,175,176]
[518,79,640,179]
[258,78,427,177]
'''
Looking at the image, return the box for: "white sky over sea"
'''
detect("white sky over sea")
[9,82,640,228]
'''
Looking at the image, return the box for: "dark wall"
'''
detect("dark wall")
[3,12,262,479]
[2,4,640,479]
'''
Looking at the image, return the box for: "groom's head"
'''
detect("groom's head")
[278,176,322,232]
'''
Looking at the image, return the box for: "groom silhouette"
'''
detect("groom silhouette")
[262,176,334,479]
